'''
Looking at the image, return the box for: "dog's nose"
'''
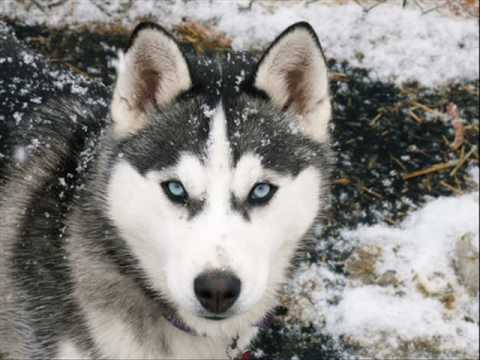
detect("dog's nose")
[194,271,241,314]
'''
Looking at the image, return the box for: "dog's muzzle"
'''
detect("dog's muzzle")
[194,270,241,315]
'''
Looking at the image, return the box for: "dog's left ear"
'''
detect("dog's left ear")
[253,22,331,142]
[111,23,192,137]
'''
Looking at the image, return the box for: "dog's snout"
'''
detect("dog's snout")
[194,271,241,314]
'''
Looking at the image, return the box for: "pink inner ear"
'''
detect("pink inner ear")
[283,57,311,114]
[252,25,331,142]
[135,68,160,111]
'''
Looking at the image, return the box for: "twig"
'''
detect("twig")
[442,135,451,147]
[353,0,388,13]
[335,178,352,185]
[450,145,478,177]
[361,186,383,199]
[47,0,68,9]
[50,60,93,80]
[410,100,434,113]
[412,0,450,15]
[391,156,408,172]
[30,0,46,12]
[412,0,425,12]
[369,112,383,127]
[89,0,111,17]
[330,72,349,82]
[422,1,449,15]
[453,145,465,174]
[440,180,463,195]
[385,217,396,225]
[409,109,423,124]
[364,0,388,12]
[447,102,464,150]
[402,160,459,180]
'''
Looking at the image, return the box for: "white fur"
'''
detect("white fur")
[56,341,87,359]
[205,105,233,213]
[254,27,331,142]
[106,104,323,357]
[85,310,149,358]
[78,308,231,359]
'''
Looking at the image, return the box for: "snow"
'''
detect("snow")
[1,1,478,87]
[287,170,480,358]
[13,145,26,163]
[328,286,454,340]
[469,166,480,190]
[344,191,478,283]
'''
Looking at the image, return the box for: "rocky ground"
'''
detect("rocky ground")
[0,2,479,358]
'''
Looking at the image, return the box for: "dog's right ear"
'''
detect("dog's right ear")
[253,22,331,142]
[111,23,192,137]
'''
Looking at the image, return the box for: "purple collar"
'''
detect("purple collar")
[164,314,272,360]
[166,312,273,336]
[164,312,197,335]
[255,313,273,330]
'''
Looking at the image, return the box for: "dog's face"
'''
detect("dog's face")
[105,22,331,337]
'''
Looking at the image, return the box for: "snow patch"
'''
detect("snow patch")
[1,1,478,86]
[287,188,479,358]
[13,146,26,163]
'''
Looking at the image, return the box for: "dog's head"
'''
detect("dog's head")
[105,22,331,337]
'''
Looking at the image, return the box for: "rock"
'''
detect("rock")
[454,232,479,296]
[376,270,400,287]
[440,293,456,310]
[344,245,383,283]
[415,272,457,310]
[415,272,452,298]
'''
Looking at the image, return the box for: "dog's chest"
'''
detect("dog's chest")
[56,319,231,359]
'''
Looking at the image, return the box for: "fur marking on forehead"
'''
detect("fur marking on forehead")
[206,104,231,171]
[204,104,233,212]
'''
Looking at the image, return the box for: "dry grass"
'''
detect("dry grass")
[174,20,232,53]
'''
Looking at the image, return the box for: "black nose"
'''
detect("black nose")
[194,271,241,314]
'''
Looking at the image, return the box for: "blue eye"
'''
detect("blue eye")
[168,181,185,196]
[253,183,271,198]
[161,180,188,204]
[249,182,277,205]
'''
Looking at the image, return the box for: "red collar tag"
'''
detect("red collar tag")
[242,351,252,360]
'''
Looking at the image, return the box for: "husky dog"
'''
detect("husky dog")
[0,21,332,359]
